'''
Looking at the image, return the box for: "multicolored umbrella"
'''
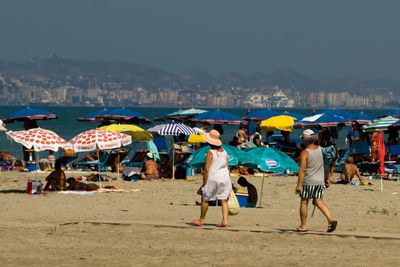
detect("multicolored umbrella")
[260,115,296,132]
[148,122,197,136]
[6,128,69,152]
[148,122,197,178]
[96,107,150,124]
[68,129,132,152]
[186,144,254,168]
[2,107,57,123]
[361,116,400,132]
[78,108,109,121]
[191,110,246,125]
[98,124,152,142]
[243,109,280,122]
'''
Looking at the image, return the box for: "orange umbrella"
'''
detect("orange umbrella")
[377,131,385,191]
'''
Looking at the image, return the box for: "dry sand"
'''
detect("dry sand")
[0,171,399,266]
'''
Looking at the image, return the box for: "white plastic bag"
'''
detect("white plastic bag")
[227,191,240,215]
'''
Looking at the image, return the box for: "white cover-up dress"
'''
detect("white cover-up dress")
[202,149,232,201]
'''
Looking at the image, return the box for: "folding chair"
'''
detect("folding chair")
[75,151,111,171]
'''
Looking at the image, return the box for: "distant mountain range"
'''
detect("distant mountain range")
[1,55,400,94]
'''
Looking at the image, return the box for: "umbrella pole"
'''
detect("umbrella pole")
[35,151,38,182]
[380,176,383,192]
[258,172,265,208]
[172,141,175,179]
[97,149,101,188]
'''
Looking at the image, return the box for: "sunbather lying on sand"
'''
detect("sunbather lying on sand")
[66,177,99,191]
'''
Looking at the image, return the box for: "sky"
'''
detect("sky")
[1,0,400,80]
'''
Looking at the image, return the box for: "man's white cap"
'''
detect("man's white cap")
[146,152,153,159]
[301,129,315,140]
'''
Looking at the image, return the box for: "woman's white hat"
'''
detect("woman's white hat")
[202,129,222,146]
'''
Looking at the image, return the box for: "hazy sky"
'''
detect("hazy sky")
[1,0,400,79]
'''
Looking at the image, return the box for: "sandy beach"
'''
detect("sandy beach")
[0,171,399,266]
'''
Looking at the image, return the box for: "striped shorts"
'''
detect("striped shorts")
[300,185,325,199]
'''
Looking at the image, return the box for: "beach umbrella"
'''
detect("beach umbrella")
[186,144,254,168]
[0,119,6,131]
[68,129,132,152]
[347,112,373,125]
[6,128,70,180]
[282,111,304,121]
[243,109,280,122]
[2,107,57,123]
[298,113,347,127]
[98,124,152,142]
[96,107,150,124]
[260,115,296,132]
[148,122,197,178]
[323,109,353,120]
[377,131,385,192]
[68,129,132,184]
[244,147,299,207]
[378,109,400,118]
[78,108,109,121]
[191,110,246,125]
[361,116,400,132]
[156,108,208,121]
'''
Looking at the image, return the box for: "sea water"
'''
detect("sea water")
[0,106,387,159]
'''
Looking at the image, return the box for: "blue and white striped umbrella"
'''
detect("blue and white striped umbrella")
[148,122,197,136]
[362,116,400,132]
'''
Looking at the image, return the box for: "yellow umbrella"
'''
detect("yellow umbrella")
[187,134,205,144]
[260,115,296,132]
[98,124,152,142]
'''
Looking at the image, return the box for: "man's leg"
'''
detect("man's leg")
[314,198,335,223]
[299,198,309,230]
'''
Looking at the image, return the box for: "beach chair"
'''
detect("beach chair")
[387,144,400,163]
[153,137,169,155]
[122,150,147,167]
[349,141,379,175]
[75,151,111,172]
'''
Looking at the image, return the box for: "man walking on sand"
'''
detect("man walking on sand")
[295,129,337,233]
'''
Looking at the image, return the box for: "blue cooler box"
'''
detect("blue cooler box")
[27,162,37,172]
[235,193,248,207]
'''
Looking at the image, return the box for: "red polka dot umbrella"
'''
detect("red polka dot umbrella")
[68,129,132,152]
[6,127,70,152]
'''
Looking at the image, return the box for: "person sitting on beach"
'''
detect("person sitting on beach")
[237,176,258,208]
[65,177,99,191]
[140,152,159,180]
[228,136,241,147]
[43,160,66,191]
[159,155,173,179]
[39,150,56,171]
[333,155,371,185]
[236,124,248,145]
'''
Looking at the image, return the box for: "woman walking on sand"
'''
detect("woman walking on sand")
[192,129,232,227]
[295,129,337,233]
